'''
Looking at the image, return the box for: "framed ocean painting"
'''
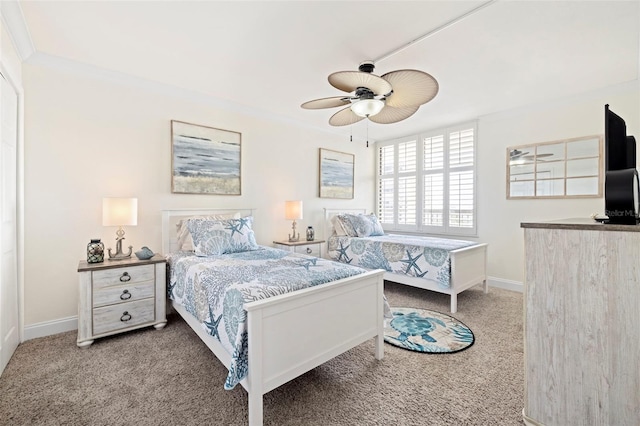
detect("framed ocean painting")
[319,148,354,199]
[171,120,241,195]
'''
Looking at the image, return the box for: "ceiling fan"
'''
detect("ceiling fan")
[301,61,439,126]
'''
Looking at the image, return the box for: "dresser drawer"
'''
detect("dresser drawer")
[92,298,155,335]
[93,282,154,308]
[92,264,154,289]
[294,243,321,257]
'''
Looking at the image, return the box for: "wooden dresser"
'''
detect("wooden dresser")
[521,218,640,425]
[77,254,167,348]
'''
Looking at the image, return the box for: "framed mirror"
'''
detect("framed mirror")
[507,135,603,199]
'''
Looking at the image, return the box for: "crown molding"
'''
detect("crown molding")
[1,1,35,61]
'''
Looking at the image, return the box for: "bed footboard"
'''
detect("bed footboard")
[244,268,385,426]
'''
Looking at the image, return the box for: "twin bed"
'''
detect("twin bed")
[323,209,488,314]
[162,208,487,425]
[161,209,385,426]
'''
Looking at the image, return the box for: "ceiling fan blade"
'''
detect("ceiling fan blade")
[301,96,351,109]
[368,105,419,124]
[381,69,439,108]
[329,106,366,126]
[328,71,392,96]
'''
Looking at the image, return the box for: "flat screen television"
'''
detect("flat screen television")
[605,104,636,171]
[604,104,639,224]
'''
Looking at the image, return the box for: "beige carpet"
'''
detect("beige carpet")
[0,282,524,425]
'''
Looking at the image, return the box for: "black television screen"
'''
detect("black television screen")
[605,104,635,171]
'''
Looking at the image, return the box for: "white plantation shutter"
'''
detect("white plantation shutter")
[448,128,475,230]
[449,170,474,228]
[376,122,476,235]
[377,145,395,225]
[423,174,444,226]
[397,141,417,225]
[378,178,394,224]
[398,176,416,225]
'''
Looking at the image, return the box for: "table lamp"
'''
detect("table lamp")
[103,197,138,260]
[285,200,303,242]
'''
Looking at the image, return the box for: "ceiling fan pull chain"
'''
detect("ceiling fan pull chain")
[350,125,353,142]
[366,121,369,148]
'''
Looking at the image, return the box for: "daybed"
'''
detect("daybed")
[161,209,386,426]
[324,209,487,313]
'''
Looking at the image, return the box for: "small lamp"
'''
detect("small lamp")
[285,200,303,242]
[103,197,138,260]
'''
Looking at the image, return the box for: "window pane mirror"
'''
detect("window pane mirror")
[507,135,603,199]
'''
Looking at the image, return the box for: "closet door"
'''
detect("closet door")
[0,72,19,375]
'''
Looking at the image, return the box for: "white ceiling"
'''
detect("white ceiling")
[14,0,640,142]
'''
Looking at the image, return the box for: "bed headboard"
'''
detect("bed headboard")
[161,208,256,254]
[322,208,367,242]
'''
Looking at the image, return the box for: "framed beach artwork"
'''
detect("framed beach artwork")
[171,120,241,195]
[319,148,354,199]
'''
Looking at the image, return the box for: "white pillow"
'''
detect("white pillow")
[176,212,241,251]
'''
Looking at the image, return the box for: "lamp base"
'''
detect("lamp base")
[288,233,300,242]
[107,227,133,260]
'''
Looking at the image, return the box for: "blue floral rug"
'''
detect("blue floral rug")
[384,307,474,353]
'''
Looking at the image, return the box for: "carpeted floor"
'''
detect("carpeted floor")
[0,282,524,425]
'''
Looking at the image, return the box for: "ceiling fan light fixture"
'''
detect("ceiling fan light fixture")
[350,99,384,117]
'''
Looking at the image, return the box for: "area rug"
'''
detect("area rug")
[384,307,474,353]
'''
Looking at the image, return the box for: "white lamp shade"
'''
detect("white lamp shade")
[102,198,138,226]
[350,99,385,117]
[285,200,303,220]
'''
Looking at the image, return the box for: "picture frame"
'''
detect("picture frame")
[171,120,241,195]
[319,148,354,199]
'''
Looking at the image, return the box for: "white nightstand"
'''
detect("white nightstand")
[77,254,167,348]
[273,239,325,258]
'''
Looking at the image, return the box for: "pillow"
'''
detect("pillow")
[176,212,241,251]
[186,216,259,256]
[330,215,348,236]
[334,214,358,237]
[345,213,385,237]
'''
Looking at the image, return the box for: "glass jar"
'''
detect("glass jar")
[306,226,315,241]
[87,239,104,263]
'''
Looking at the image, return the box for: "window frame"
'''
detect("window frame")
[376,121,478,237]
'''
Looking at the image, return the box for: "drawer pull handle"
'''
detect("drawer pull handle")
[120,289,131,300]
[306,248,312,254]
[120,311,132,322]
[119,272,131,282]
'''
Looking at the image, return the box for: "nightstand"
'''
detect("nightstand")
[273,239,325,258]
[77,254,167,348]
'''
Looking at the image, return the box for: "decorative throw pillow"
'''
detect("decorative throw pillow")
[331,215,348,236]
[186,216,258,256]
[345,213,385,237]
[334,214,358,237]
[176,212,241,251]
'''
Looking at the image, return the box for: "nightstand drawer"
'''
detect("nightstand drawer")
[93,282,154,308]
[92,264,154,289]
[93,298,155,335]
[294,243,321,257]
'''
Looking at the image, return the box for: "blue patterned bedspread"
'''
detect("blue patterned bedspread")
[327,234,477,288]
[167,246,368,390]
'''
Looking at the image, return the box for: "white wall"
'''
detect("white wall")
[22,63,375,327]
[477,82,640,283]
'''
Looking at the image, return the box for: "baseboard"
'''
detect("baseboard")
[23,316,77,341]
[488,276,523,293]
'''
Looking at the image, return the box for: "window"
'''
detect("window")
[376,123,477,236]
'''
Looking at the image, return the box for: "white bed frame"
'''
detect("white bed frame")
[323,208,488,313]
[161,209,386,426]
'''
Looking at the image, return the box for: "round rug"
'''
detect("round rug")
[384,307,474,353]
